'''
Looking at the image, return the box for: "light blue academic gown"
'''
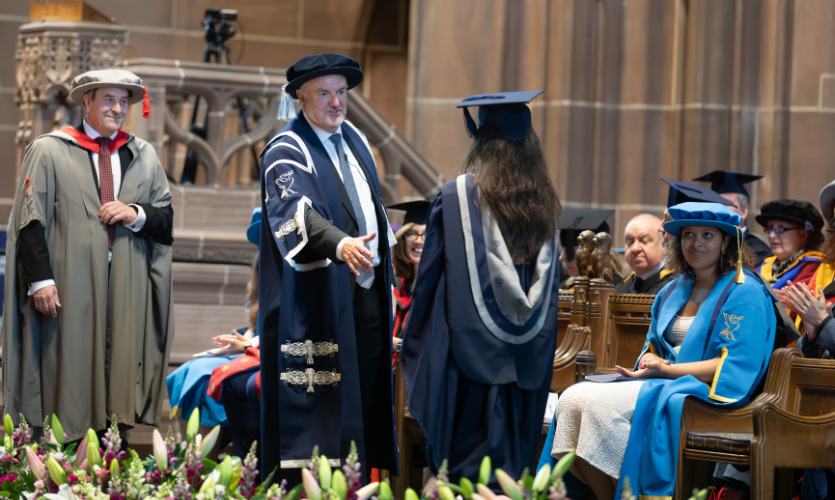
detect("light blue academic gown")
[614,269,776,499]
[166,326,255,427]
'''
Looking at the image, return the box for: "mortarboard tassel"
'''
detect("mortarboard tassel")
[142,86,151,119]
[734,226,745,284]
[277,84,296,121]
[463,108,477,138]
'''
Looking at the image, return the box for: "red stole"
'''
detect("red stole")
[59,127,130,154]
[207,347,261,402]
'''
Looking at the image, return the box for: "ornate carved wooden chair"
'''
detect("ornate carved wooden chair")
[590,292,655,374]
[749,357,835,499]
[551,277,593,392]
[674,348,806,499]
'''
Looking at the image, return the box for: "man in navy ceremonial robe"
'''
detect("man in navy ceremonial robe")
[401,91,561,483]
[257,53,398,483]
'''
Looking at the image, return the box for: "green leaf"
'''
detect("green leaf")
[522,475,533,492]
[442,483,464,495]
[286,483,303,500]
[201,458,219,471]
[478,456,491,485]
[258,466,278,493]
[459,477,474,499]
[551,451,574,480]
[0,490,9,497]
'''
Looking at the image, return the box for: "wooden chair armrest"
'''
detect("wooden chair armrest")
[551,326,591,391]
[752,401,835,469]
[681,392,780,434]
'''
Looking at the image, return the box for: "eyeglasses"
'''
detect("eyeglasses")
[405,231,426,241]
[766,225,802,235]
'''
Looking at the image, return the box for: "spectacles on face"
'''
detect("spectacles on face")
[766,225,801,235]
[405,231,426,242]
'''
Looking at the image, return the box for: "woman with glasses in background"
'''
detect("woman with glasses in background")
[755,200,825,329]
[387,200,430,358]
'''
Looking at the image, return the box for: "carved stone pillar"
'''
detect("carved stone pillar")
[587,279,615,369]
[570,276,590,326]
[15,21,127,179]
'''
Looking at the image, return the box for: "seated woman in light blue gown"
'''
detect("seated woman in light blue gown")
[540,203,784,500]
[166,208,261,443]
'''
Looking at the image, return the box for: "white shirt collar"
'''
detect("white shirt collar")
[638,261,665,281]
[303,111,343,144]
[82,118,118,141]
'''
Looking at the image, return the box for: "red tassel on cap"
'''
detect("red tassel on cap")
[142,86,151,119]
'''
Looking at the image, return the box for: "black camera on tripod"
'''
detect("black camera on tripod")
[203,8,238,46]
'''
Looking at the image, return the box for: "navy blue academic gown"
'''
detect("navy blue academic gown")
[401,174,560,482]
[258,113,397,483]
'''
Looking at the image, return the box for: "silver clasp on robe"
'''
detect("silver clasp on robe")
[281,368,341,393]
[281,340,338,365]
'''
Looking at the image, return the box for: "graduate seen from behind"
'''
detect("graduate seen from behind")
[401,90,561,483]
[2,69,174,441]
[544,203,778,500]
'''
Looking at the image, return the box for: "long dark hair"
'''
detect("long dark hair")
[393,222,416,281]
[463,131,560,265]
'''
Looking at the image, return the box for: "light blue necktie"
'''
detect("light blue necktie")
[329,133,374,288]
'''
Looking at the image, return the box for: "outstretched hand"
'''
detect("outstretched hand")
[342,232,376,276]
[210,331,249,356]
[615,358,669,379]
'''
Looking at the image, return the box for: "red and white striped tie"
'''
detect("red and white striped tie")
[96,136,116,251]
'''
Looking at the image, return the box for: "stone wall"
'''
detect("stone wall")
[0,0,410,221]
[3,0,835,245]
[406,0,835,244]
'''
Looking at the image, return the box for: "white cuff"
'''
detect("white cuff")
[124,204,146,232]
[28,279,56,296]
[250,336,260,349]
[335,237,351,262]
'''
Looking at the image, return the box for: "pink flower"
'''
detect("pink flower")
[0,474,17,485]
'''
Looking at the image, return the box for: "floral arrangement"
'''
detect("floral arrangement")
[0,410,279,500]
[0,410,709,500]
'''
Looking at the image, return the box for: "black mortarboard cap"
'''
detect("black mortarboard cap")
[387,200,430,226]
[661,178,737,209]
[558,208,614,259]
[692,170,763,197]
[457,90,544,140]
[285,53,363,98]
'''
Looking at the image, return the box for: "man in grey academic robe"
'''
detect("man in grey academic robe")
[1,69,175,441]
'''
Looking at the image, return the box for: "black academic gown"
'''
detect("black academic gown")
[401,174,559,483]
[258,113,397,483]
[614,268,675,295]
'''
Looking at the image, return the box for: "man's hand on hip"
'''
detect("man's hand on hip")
[99,201,137,225]
[33,285,61,317]
[342,232,376,276]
